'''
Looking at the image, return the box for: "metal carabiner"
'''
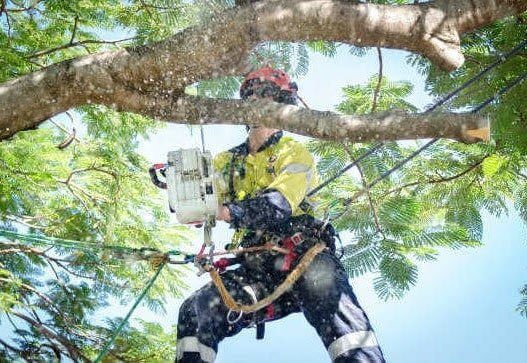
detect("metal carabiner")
[226,309,243,325]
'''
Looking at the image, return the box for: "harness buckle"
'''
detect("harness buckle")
[290,232,303,246]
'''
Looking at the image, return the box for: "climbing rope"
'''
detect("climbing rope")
[0,229,193,264]
[93,260,167,363]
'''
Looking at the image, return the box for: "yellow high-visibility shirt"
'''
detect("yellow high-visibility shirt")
[213,133,319,220]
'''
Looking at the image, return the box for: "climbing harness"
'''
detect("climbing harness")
[209,242,326,315]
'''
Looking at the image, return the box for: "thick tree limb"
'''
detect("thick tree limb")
[113,96,489,143]
[0,0,523,141]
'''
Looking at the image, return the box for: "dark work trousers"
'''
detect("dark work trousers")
[175,236,385,363]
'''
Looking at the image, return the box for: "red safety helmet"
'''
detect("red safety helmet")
[240,66,298,105]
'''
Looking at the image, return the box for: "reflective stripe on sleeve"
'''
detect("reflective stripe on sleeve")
[176,336,216,363]
[328,331,379,361]
[280,162,310,174]
[280,163,313,184]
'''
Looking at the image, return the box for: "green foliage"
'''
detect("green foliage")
[307,41,339,57]
[407,17,527,314]
[518,284,527,318]
[0,1,198,360]
[308,72,520,300]
[307,16,527,306]
[0,3,526,362]
[92,319,177,362]
[337,75,417,114]
[249,41,311,78]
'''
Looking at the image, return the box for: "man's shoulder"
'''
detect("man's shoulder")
[275,135,312,157]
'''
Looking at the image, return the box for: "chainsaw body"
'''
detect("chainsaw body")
[150,148,217,227]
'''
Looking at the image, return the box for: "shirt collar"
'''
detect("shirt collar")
[229,131,283,156]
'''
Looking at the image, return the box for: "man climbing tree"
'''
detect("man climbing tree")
[176,67,385,363]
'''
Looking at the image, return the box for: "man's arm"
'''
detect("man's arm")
[218,189,292,230]
[218,141,315,230]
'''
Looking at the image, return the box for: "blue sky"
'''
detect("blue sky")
[138,47,527,362]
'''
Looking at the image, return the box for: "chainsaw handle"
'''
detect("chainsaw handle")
[149,164,167,189]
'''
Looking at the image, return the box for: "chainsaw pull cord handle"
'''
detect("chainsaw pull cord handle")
[149,163,167,189]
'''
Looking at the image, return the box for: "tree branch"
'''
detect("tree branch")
[51,259,97,280]
[4,0,44,13]
[28,37,135,59]
[0,0,523,141]
[1,0,12,41]
[0,277,69,322]
[344,145,385,237]
[125,96,489,143]
[11,311,90,363]
[0,337,22,355]
[357,163,385,238]
[70,17,79,45]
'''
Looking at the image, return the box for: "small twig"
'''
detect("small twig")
[24,57,45,69]
[61,166,118,184]
[371,47,383,113]
[69,182,107,204]
[139,2,183,11]
[380,156,487,198]
[11,311,91,363]
[516,170,527,181]
[0,242,74,264]
[139,0,155,17]
[464,54,483,66]
[4,215,46,230]
[65,183,91,211]
[358,165,385,237]
[51,259,97,280]
[3,2,12,41]
[46,258,63,281]
[346,146,385,237]
[0,337,22,355]
[0,277,69,322]
[70,16,78,45]
[28,37,135,59]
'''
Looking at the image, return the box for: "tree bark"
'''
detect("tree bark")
[112,96,489,143]
[0,0,523,141]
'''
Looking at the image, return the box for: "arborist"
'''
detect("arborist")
[176,66,385,363]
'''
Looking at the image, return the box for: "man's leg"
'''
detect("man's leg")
[295,251,385,363]
[176,270,252,363]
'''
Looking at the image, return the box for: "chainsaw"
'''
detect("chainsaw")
[149,148,217,247]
